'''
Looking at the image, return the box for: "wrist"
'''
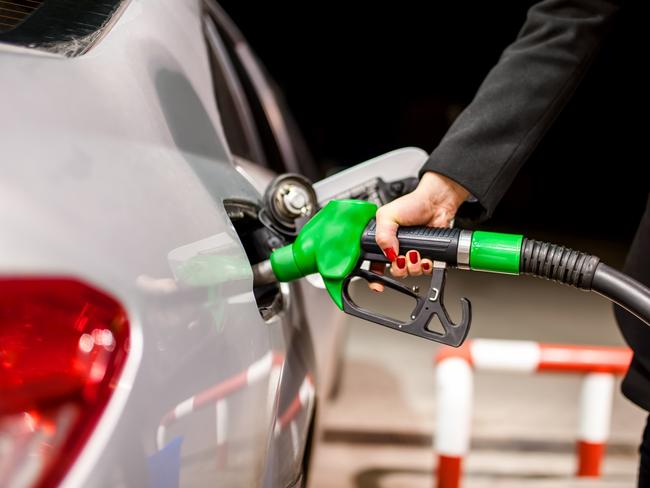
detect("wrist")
[419,171,471,203]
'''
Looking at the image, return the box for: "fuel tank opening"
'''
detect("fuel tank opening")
[224,200,285,320]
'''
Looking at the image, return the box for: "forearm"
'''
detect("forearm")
[421,0,622,217]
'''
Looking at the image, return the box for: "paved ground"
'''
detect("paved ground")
[308,236,647,488]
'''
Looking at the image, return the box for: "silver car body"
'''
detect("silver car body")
[0,0,428,486]
[1,0,322,486]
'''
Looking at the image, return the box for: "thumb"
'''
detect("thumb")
[374,206,400,260]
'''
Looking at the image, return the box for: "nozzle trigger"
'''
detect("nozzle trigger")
[341,260,471,347]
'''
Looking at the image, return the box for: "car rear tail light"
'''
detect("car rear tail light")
[0,278,130,488]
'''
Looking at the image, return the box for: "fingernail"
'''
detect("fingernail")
[383,247,397,262]
[396,256,406,269]
[408,251,418,264]
[422,262,431,271]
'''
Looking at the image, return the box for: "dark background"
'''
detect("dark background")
[219,2,647,242]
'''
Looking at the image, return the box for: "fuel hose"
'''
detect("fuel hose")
[358,224,650,326]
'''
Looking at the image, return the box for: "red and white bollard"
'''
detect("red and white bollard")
[435,354,473,488]
[433,339,631,488]
[577,372,615,476]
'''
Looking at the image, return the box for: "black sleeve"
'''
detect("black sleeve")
[420,0,622,217]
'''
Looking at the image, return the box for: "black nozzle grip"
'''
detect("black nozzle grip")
[360,219,461,265]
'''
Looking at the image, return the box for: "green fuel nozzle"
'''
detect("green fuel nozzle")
[269,199,378,308]
[255,199,602,347]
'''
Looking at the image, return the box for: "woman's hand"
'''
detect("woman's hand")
[368,172,470,291]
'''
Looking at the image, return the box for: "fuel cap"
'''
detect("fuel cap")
[263,173,318,234]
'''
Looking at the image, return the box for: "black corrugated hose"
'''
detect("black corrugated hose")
[520,238,650,326]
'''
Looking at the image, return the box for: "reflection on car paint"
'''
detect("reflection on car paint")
[156,351,284,450]
[273,374,315,461]
[167,234,251,287]
[166,235,254,333]
[215,399,228,468]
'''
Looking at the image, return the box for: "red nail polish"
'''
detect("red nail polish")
[422,262,431,271]
[383,247,397,262]
[408,251,418,264]
[396,256,406,269]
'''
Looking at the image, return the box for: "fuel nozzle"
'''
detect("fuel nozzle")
[252,259,277,287]
[251,199,528,346]
[255,199,378,303]
[254,199,473,346]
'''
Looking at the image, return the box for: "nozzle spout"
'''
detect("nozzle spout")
[252,259,278,286]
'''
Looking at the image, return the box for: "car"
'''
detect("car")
[0,0,333,486]
[0,1,426,486]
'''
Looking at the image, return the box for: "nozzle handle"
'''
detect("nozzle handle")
[360,220,461,265]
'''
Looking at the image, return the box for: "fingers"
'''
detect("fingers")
[390,255,407,279]
[389,252,431,278]
[368,282,384,292]
[406,251,422,276]
[366,256,431,291]
[368,261,386,293]
[374,206,400,260]
[421,259,433,275]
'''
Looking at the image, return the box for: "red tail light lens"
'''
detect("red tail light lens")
[0,278,130,488]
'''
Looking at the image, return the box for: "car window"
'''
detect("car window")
[202,1,321,180]
[202,13,268,167]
